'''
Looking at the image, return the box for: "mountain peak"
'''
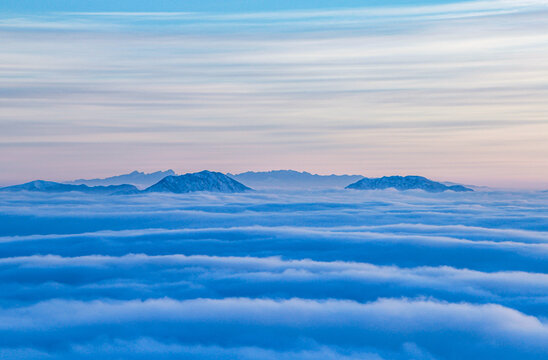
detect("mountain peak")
[0,180,138,194]
[145,171,251,194]
[346,175,473,192]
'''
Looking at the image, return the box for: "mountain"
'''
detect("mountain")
[67,170,176,189]
[0,180,138,194]
[145,170,252,193]
[346,176,473,192]
[442,181,492,192]
[228,170,363,189]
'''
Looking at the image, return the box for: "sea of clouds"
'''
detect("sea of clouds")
[1,188,548,359]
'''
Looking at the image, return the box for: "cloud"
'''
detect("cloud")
[3,253,548,304]
[0,297,547,359]
[68,339,388,360]
[1,185,548,358]
[1,189,548,274]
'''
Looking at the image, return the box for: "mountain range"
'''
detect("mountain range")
[228,170,363,189]
[346,176,473,192]
[0,171,251,195]
[1,171,474,194]
[65,170,365,190]
[145,171,251,193]
[68,170,176,189]
[0,181,138,194]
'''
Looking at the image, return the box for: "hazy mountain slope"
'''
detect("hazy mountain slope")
[68,170,176,189]
[229,170,363,189]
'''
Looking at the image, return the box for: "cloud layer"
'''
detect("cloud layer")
[0,188,548,359]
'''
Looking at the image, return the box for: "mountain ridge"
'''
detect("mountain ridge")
[229,170,363,189]
[1,172,475,194]
[346,176,473,192]
[0,180,138,194]
[145,170,251,194]
[67,170,176,189]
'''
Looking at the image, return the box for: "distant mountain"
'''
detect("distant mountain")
[229,170,363,189]
[68,170,176,189]
[442,181,492,191]
[0,180,138,194]
[346,176,473,192]
[145,170,252,194]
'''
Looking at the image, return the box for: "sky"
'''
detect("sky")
[1,0,548,188]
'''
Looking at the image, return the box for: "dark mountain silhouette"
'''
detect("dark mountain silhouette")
[0,180,138,194]
[346,176,473,192]
[145,171,251,193]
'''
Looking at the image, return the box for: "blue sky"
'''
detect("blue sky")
[0,0,474,13]
[1,0,548,188]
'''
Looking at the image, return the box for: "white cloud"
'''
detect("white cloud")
[0,188,548,358]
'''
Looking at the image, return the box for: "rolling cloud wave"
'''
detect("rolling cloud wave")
[0,189,548,358]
